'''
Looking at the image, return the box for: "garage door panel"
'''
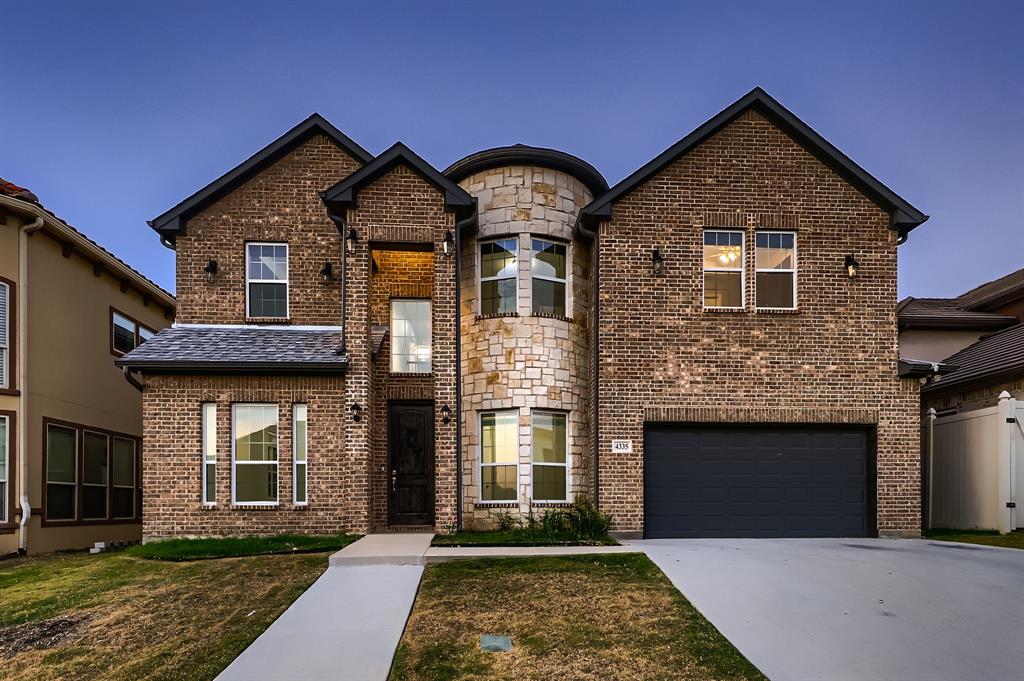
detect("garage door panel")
[644,425,872,538]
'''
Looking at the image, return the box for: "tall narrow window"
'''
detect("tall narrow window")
[480,238,517,315]
[0,415,7,523]
[232,404,278,504]
[46,424,77,521]
[480,411,517,502]
[0,281,8,388]
[531,412,568,502]
[112,312,137,354]
[755,232,796,309]
[293,404,308,505]
[112,437,136,519]
[202,403,217,505]
[391,299,432,373]
[246,243,288,318]
[82,431,109,519]
[532,239,567,316]
[703,231,744,308]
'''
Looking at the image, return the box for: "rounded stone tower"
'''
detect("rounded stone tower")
[446,145,608,527]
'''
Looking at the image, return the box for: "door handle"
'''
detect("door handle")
[391,469,397,493]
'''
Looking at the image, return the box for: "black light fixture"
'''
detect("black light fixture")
[320,261,334,285]
[350,402,362,422]
[440,404,451,424]
[844,254,860,279]
[651,246,665,275]
[203,259,219,282]
[345,227,358,255]
[442,230,454,258]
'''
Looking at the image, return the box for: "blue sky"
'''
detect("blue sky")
[3,0,1021,298]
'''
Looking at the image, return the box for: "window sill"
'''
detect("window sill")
[530,501,572,507]
[702,307,747,314]
[476,312,519,321]
[474,501,518,508]
[529,313,573,323]
[0,388,20,396]
[200,503,217,510]
[388,372,433,379]
[230,504,279,510]
[756,307,800,315]
[246,317,291,325]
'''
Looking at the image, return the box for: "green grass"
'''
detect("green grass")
[432,528,617,547]
[127,533,359,561]
[925,528,1024,550]
[392,553,765,681]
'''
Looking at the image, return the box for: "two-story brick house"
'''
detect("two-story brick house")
[120,88,928,539]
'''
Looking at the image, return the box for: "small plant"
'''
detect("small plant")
[565,497,613,539]
[539,508,569,534]
[494,511,521,532]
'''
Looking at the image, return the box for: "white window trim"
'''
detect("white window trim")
[111,436,137,519]
[245,242,289,319]
[530,237,568,316]
[46,424,78,521]
[201,403,217,506]
[478,410,519,504]
[231,403,280,506]
[0,414,8,523]
[478,237,518,316]
[293,403,308,506]
[390,298,432,374]
[0,281,9,389]
[702,229,746,310]
[81,430,110,520]
[754,230,797,310]
[530,410,570,503]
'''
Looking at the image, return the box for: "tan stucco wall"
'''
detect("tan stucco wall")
[899,329,986,363]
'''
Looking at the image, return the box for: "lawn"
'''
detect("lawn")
[0,549,331,680]
[128,532,358,561]
[391,554,765,681]
[925,528,1024,550]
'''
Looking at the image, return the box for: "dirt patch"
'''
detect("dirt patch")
[0,612,93,657]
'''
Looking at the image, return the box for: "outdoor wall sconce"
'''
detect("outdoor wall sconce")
[350,402,362,422]
[442,230,454,257]
[345,227,359,255]
[203,259,219,283]
[844,254,860,279]
[651,246,665,275]
[320,261,334,285]
[441,404,451,424]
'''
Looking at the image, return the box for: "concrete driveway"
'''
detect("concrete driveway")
[633,538,1024,681]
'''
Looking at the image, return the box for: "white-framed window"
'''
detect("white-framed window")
[45,424,77,521]
[479,411,517,502]
[531,239,567,317]
[0,415,8,523]
[81,430,109,520]
[111,436,136,519]
[293,403,308,505]
[755,231,797,309]
[390,299,432,373]
[479,238,518,315]
[201,403,217,505]
[703,230,745,309]
[0,281,9,388]
[231,404,279,505]
[246,243,289,318]
[531,411,568,502]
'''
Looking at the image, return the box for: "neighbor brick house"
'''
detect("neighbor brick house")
[120,88,929,540]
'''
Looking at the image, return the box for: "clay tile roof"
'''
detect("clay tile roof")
[923,323,1024,394]
[0,178,40,204]
[896,296,1017,331]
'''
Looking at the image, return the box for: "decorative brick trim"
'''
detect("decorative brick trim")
[754,213,800,229]
[643,406,880,424]
[702,211,747,227]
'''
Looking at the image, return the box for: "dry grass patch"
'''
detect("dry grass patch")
[392,554,764,681]
[0,550,328,680]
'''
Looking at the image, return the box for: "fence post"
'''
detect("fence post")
[997,391,1012,534]
[926,407,936,531]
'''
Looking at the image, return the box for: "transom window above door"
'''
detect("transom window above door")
[246,243,288,318]
[391,299,432,373]
[703,230,744,309]
[479,238,518,315]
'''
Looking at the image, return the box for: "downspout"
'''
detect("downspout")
[453,200,477,531]
[18,215,44,553]
[577,218,600,509]
[122,366,145,392]
[327,210,348,356]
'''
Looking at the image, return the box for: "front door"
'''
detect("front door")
[388,401,435,526]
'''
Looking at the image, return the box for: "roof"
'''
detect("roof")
[321,142,474,215]
[0,177,175,310]
[896,297,1018,331]
[115,326,349,374]
[898,358,957,379]
[958,267,1024,311]
[578,87,928,239]
[149,113,374,247]
[922,323,1024,394]
[444,144,609,198]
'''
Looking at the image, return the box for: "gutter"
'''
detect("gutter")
[17,215,44,553]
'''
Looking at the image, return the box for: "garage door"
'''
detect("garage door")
[644,425,873,538]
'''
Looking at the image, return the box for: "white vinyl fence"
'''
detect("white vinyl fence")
[927,391,1023,533]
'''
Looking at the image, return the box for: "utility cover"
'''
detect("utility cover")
[479,635,512,652]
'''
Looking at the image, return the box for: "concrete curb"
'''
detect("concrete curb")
[422,544,640,564]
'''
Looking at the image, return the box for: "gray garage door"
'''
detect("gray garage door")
[644,425,873,538]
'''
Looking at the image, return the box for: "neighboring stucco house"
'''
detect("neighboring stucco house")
[0,179,175,555]
[119,87,929,540]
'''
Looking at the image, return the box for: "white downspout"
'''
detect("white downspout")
[18,216,43,552]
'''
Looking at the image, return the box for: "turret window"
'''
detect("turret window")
[531,239,567,317]
[479,239,517,315]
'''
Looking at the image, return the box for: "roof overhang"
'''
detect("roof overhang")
[444,144,609,198]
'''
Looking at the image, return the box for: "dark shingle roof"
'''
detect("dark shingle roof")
[923,323,1024,394]
[897,297,1018,330]
[116,326,348,374]
[958,267,1024,311]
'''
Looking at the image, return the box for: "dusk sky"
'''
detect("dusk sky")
[3,0,1021,298]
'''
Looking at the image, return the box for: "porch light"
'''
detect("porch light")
[651,246,665,275]
[441,404,451,424]
[844,254,859,278]
[350,402,362,422]
[442,230,454,257]
[203,259,219,282]
[320,261,334,285]
[345,227,358,255]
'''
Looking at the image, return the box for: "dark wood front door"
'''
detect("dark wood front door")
[388,401,435,526]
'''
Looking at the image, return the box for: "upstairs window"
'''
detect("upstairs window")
[0,281,8,388]
[480,411,517,502]
[703,231,744,308]
[755,232,796,309]
[246,243,288,318]
[531,239,567,317]
[111,309,155,356]
[391,299,432,373]
[480,239,517,315]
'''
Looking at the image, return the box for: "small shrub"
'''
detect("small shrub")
[565,497,613,539]
[494,511,521,532]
